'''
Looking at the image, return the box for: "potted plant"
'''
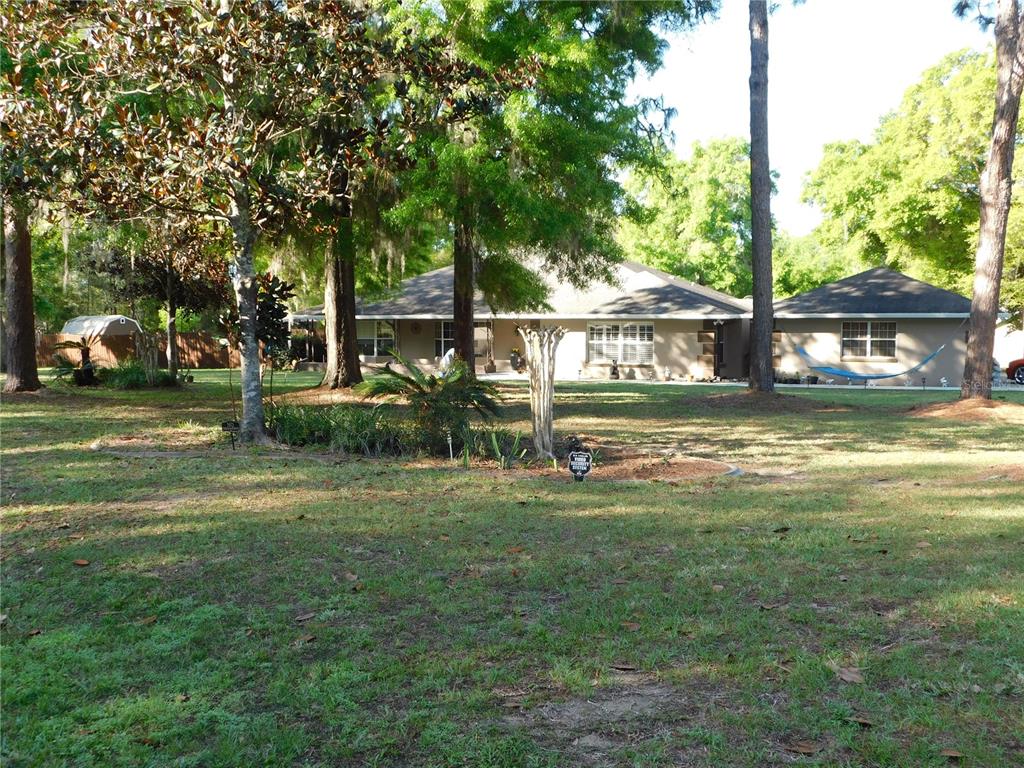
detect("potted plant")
[509,347,523,372]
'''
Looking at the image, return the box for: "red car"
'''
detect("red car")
[1008,358,1024,385]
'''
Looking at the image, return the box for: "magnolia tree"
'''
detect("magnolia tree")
[2,1,514,440]
[517,325,566,459]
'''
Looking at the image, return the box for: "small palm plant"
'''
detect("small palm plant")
[355,351,501,454]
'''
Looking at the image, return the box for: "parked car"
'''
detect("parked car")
[1007,357,1024,385]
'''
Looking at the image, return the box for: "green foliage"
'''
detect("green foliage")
[102,360,176,390]
[219,274,295,352]
[804,49,1024,321]
[268,404,407,457]
[618,139,760,296]
[773,232,848,297]
[355,353,501,454]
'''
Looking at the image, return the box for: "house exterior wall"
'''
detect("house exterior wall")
[775,318,968,386]
[378,317,735,381]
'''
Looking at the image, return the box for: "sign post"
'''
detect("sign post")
[568,451,592,482]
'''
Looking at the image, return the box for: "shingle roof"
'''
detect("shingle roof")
[773,267,972,317]
[345,260,748,319]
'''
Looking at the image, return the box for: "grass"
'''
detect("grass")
[2,371,1023,767]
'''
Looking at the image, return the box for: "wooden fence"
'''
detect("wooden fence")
[39,331,241,369]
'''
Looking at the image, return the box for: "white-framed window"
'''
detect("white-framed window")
[587,322,654,364]
[435,321,455,357]
[841,320,897,360]
[357,320,395,358]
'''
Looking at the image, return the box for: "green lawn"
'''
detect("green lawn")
[2,373,1023,767]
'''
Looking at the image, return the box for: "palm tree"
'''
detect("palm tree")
[356,352,501,452]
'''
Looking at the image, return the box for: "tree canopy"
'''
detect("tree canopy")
[804,49,1024,321]
[618,138,755,296]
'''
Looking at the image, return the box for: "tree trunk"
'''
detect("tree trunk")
[517,325,565,459]
[3,196,42,393]
[453,201,476,376]
[228,188,270,443]
[166,272,179,380]
[322,215,363,389]
[747,0,775,393]
[961,0,1024,399]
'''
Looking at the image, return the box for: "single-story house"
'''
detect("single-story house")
[772,267,971,386]
[288,262,979,385]
[291,260,751,380]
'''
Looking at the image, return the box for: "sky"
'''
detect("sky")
[630,0,993,236]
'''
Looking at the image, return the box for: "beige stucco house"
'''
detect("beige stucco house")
[773,267,971,386]
[291,260,751,381]
[289,263,979,386]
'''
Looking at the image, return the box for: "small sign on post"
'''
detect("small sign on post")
[568,451,592,482]
[222,420,240,450]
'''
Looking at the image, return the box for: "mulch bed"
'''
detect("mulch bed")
[688,390,851,414]
[909,397,1024,424]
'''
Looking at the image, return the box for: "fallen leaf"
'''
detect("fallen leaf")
[293,634,315,646]
[939,748,964,760]
[511,568,522,578]
[139,615,157,625]
[712,584,725,592]
[773,526,791,533]
[73,559,90,567]
[915,541,932,548]
[784,740,823,755]
[831,664,865,684]
[439,534,450,542]
[876,549,889,555]
[174,693,190,703]
[295,611,316,623]
[506,546,524,554]
[27,628,42,636]
[759,602,785,611]
[620,621,641,631]
[610,663,637,671]
[838,575,849,582]
[847,714,874,728]
[0,614,7,626]
[611,578,628,585]
[351,582,365,592]
[57,522,71,529]
[245,628,254,637]
[343,571,359,582]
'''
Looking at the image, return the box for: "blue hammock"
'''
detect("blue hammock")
[796,344,947,381]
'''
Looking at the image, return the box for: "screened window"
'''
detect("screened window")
[356,321,395,358]
[588,323,654,364]
[841,321,897,359]
[435,321,455,357]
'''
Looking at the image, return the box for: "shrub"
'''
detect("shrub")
[355,353,501,454]
[267,403,408,457]
[100,360,177,389]
[268,403,335,445]
[104,360,150,389]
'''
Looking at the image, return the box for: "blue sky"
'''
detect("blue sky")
[631,0,992,236]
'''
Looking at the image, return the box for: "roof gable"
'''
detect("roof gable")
[773,267,972,316]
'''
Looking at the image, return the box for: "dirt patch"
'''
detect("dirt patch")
[503,676,736,766]
[689,390,850,414]
[909,397,1024,424]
